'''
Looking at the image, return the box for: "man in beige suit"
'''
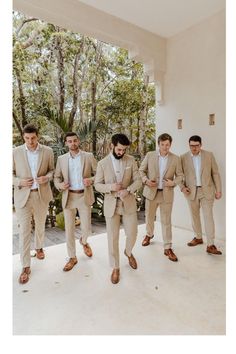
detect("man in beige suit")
[13,124,54,284]
[95,134,142,284]
[180,135,222,255]
[54,132,97,271]
[139,133,183,262]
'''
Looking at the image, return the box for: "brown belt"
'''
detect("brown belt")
[30,189,38,192]
[157,189,163,191]
[69,189,84,194]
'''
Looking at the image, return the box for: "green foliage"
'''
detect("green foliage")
[12,11,156,156]
[55,212,65,230]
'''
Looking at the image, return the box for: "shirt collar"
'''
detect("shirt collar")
[191,152,201,157]
[158,151,169,158]
[69,150,81,159]
[25,143,40,152]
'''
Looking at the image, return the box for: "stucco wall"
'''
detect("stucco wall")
[156,10,225,240]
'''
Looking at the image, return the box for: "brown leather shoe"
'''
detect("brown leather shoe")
[142,235,154,246]
[187,237,203,246]
[19,267,31,284]
[80,238,93,257]
[206,245,222,255]
[35,248,45,259]
[111,268,120,284]
[124,250,138,269]
[63,257,78,271]
[164,248,178,262]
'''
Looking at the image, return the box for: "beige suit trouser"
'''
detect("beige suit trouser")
[16,191,48,268]
[145,191,173,249]
[64,192,91,258]
[187,187,215,246]
[105,199,137,268]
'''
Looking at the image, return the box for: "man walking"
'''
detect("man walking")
[94,134,142,284]
[13,124,54,284]
[180,135,222,255]
[139,133,183,261]
[54,132,97,271]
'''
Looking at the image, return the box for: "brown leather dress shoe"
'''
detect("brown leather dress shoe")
[124,250,138,269]
[35,248,45,259]
[164,248,178,262]
[206,245,222,255]
[63,257,78,271]
[187,237,203,246]
[80,238,93,257]
[111,268,120,284]
[142,235,154,246]
[19,267,31,284]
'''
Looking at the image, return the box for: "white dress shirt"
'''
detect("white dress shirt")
[158,152,168,189]
[25,143,40,189]
[110,153,124,183]
[191,153,201,186]
[68,151,84,190]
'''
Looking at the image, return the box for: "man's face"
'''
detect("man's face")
[189,140,202,155]
[112,143,127,160]
[158,140,171,155]
[23,132,38,150]
[65,135,80,152]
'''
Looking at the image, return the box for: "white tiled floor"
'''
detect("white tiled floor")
[13,223,225,335]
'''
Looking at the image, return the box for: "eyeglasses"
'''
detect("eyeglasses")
[189,144,200,148]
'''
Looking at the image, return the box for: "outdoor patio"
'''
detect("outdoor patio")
[13,222,225,335]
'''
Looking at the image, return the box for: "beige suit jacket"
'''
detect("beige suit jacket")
[13,144,54,208]
[94,154,142,217]
[54,151,97,209]
[180,150,222,201]
[139,151,183,202]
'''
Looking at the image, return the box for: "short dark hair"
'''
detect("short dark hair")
[23,124,38,135]
[64,132,79,142]
[111,133,130,146]
[158,133,172,144]
[189,135,202,144]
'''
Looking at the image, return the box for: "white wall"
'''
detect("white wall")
[156,10,225,240]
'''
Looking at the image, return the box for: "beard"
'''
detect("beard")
[112,150,124,160]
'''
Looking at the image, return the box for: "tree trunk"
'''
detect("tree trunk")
[69,36,85,130]
[13,111,24,141]
[55,28,65,120]
[14,66,27,127]
[91,81,97,154]
[138,74,149,160]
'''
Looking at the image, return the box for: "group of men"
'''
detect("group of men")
[13,124,222,285]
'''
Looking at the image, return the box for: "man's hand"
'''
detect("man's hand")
[60,182,70,190]
[145,179,157,187]
[182,187,191,195]
[35,176,49,184]
[215,192,222,200]
[164,179,175,187]
[19,178,34,187]
[118,189,129,201]
[83,178,92,187]
[111,183,122,192]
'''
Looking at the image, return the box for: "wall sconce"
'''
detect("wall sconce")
[177,118,182,129]
[209,113,215,125]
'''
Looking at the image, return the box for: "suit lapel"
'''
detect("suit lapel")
[36,144,43,174]
[108,155,117,182]
[155,152,160,178]
[200,150,205,175]
[121,155,128,182]
[80,151,85,176]
[22,145,32,177]
[187,152,195,173]
[63,152,70,182]
[163,153,172,176]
